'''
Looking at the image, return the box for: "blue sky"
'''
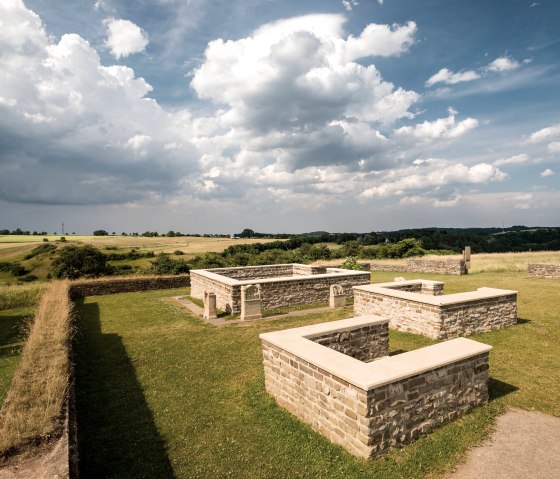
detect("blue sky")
[0,0,558,234]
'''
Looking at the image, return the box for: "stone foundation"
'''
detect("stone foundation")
[354,279,517,339]
[190,264,370,315]
[261,316,491,459]
[527,263,560,279]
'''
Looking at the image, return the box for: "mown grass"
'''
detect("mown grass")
[0,281,72,456]
[73,271,559,478]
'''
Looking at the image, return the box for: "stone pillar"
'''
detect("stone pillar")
[241,284,262,320]
[463,246,471,271]
[421,281,444,296]
[203,291,217,320]
[329,284,346,308]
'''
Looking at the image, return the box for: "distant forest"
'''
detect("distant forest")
[237,226,560,253]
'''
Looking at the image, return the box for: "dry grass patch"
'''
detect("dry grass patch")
[0,283,47,311]
[0,281,72,457]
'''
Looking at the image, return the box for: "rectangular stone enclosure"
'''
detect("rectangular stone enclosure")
[190,264,371,315]
[261,316,491,459]
[354,279,517,340]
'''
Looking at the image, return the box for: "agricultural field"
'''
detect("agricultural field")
[71,269,560,478]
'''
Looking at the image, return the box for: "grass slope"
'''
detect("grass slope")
[73,272,559,478]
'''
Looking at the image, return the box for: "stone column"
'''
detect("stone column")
[463,246,471,271]
[329,284,346,308]
[241,284,262,320]
[203,291,217,320]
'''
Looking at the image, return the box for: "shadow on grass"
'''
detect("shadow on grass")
[74,300,175,479]
[488,377,518,402]
[516,317,531,325]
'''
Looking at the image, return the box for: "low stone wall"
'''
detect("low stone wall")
[369,259,467,275]
[261,317,491,459]
[354,280,517,339]
[528,263,560,279]
[69,275,190,299]
[208,265,293,280]
[190,264,371,315]
[308,321,388,362]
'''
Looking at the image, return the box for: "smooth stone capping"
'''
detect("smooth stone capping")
[329,284,346,308]
[261,316,492,459]
[353,279,517,339]
[241,284,263,320]
[203,291,218,320]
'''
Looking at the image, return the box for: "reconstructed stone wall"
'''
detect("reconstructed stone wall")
[209,265,293,280]
[190,265,371,314]
[293,264,327,276]
[256,273,370,312]
[369,259,467,275]
[189,270,237,313]
[354,281,517,339]
[261,318,491,459]
[69,275,190,299]
[528,263,560,279]
[308,322,388,363]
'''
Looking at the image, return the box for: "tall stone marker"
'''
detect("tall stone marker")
[329,284,346,308]
[463,246,471,271]
[241,284,262,320]
[203,291,217,320]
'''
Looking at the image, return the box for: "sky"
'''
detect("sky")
[0,0,559,234]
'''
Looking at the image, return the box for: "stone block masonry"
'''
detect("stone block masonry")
[354,279,517,340]
[190,264,370,315]
[261,316,491,459]
[369,259,467,275]
[528,263,560,279]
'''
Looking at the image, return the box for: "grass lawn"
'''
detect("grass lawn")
[73,272,560,478]
[0,307,32,406]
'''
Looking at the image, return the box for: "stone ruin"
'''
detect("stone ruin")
[190,264,370,319]
[353,279,517,339]
[261,316,491,459]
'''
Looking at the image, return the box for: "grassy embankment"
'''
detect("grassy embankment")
[0,281,72,456]
[73,266,560,478]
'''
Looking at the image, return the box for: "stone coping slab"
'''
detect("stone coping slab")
[354,280,517,307]
[191,264,368,286]
[260,316,492,391]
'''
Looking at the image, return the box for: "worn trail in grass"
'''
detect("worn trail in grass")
[74,272,560,478]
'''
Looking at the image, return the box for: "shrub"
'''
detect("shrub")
[51,245,113,279]
[24,243,56,260]
[174,250,184,255]
[42,238,49,242]
[340,256,364,271]
[93,230,109,236]
[148,254,190,275]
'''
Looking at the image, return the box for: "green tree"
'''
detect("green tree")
[93,230,109,236]
[51,245,112,279]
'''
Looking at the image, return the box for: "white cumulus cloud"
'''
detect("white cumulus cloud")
[104,18,149,59]
[547,141,560,153]
[395,109,478,141]
[526,124,560,144]
[494,153,530,167]
[425,68,480,87]
[541,168,554,177]
[486,56,520,72]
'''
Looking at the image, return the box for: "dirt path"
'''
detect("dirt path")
[446,407,560,479]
